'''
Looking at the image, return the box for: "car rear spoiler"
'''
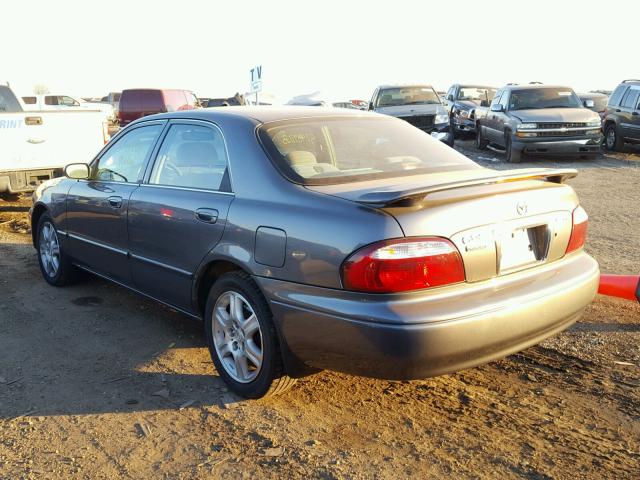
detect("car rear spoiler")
[356,168,578,207]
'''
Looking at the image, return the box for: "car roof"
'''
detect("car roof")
[376,84,434,90]
[456,84,496,89]
[135,106,378,126]
[578,92,608,98]
[505,84,574,91]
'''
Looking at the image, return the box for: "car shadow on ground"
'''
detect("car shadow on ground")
[0,242,244,419]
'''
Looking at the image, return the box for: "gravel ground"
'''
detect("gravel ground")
[0,142,638,479]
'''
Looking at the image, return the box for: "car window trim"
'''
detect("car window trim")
[82,119,168,186]
[141,118,234,193]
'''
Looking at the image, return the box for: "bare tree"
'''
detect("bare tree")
[33,84,50,94]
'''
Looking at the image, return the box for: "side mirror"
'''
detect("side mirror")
[584,99,595,108]
[368,102,374,111]
[480,100,489,107]
[490,104,505,112]
[65,163,90,180]
[447,95,454,101]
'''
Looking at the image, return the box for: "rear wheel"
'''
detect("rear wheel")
[475,125,489,150]
[204,271,296,398]
[36,213,77,286]
[604,123,623,151]
[505,133,521,163]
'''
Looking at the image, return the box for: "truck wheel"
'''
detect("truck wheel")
[475,126,489,150]
[36,213,77,286]
[604,124,623,151]
[204,271,296,399]
[505,134,522,163]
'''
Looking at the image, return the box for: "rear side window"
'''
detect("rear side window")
[608,84,628,107]
[163,90,188,112]
[22,96,37,104]
[620,88,640,109]
[44,96,58,105]
[94,124,163,183]
[149,124,229,191]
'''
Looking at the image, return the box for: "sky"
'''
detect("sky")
[4,0,638,103]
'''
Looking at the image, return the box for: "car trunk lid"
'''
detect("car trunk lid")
[307,168,579,282]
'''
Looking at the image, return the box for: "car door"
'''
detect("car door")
[128,120,234,311]
[484,89,504,143]
[64,121,165,283]
[619,87,640,140]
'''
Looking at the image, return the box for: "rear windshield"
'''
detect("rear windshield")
[509,88,582,110]
[258,116,478,185]
[376,86,440,107]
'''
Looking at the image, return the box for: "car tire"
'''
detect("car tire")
[505,133,521,163]
[476,126,489,150]
[204,271,296,399]
[604,123,623,151]
[36,213,77,287]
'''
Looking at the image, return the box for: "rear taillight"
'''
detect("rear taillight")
[565,206,588,253]
[341,237,465,293]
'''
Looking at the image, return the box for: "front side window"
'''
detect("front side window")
[94,124,163,182]
[508,88,582,110]
[22,96,37,105]
[149,124,229,191]
[60,96,79,106]
[44,96,58,105]
[375,86,440,107]
[258,116,479,185]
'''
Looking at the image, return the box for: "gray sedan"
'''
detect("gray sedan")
[30,107,599,398]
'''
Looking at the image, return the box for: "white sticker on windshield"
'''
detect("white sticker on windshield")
[557,92,572,96]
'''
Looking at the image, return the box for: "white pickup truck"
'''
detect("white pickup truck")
[0,85,110,193]
[21,93,115,122]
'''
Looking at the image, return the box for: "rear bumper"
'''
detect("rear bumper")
[0,168,63,193]
[258,252,599,379]
[513,136,603,155]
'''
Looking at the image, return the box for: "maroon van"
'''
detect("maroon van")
[118,89,199,125]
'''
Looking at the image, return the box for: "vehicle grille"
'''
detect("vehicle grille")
[400,115,435,129]
[537,122,588,129]
[535,122,593,137]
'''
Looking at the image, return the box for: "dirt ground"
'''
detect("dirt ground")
[1,142,639,480]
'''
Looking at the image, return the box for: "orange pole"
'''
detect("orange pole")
[598,275,640,302]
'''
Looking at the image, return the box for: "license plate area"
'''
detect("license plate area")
[498,224,549,273]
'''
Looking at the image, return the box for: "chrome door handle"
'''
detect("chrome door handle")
[195,208,218,224]
[108,196,123,208]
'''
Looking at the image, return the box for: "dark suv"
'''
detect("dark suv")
[603,80,640,151]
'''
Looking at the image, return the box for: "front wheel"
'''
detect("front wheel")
[36,213,77,286]
[505,133,522,163]
[475,126,489,150]
[204,271,296,398]
[604,124,623,151]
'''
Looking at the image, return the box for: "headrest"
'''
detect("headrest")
[175,142,218,167]
[286,151,317,166]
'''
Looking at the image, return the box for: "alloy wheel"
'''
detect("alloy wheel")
[39,222,60,278]
[212,291,264,383]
